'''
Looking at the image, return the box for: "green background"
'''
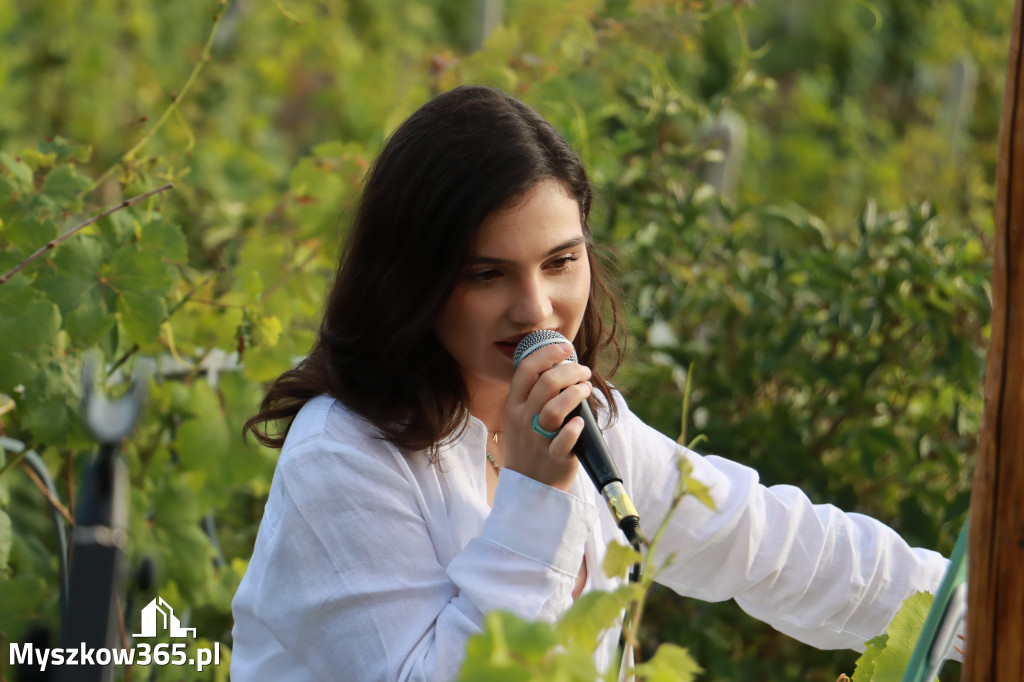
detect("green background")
[0,0,1004,679]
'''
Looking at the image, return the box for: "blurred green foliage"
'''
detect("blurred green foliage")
[0,0,1004,679]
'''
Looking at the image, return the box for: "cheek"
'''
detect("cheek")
[433,293,468,351]
[569,264,592,313]
[435,289,492,350]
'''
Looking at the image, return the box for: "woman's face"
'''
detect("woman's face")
[434,179,591,396]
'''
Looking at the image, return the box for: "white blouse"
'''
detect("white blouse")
[230,392,949,681]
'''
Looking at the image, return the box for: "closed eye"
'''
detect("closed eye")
[465,268,502,287]
[547,253,580,272]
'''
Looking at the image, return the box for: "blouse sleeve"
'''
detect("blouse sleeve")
[610,393,949,650]
[231,432,597,682]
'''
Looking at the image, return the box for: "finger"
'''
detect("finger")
[508,342,577,404]
[535,381,591,433]
[550,415,586,458]
[526,362,591,409]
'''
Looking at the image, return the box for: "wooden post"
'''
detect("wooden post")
[964,0,1024,677]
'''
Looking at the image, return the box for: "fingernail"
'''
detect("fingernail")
[559,343,572,354]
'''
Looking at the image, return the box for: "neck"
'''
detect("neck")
[466,380,509,434]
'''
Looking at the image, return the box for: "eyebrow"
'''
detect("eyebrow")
[468,236,586,266]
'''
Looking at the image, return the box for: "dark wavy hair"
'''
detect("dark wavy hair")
[243,85,624,459]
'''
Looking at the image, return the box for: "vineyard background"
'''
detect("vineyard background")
[0,0,1008,679]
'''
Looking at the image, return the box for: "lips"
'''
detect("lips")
[494,330,558,359]
[495,342,517,359]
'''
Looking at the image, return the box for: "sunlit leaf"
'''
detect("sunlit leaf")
[253,314,282,347]
[0,152,33,187]
[868,592,935,682]
[631,643,702,682]
[557,583,642,648]
[461,611,555,680]
[602,540,643,579]
[851,633,887,682]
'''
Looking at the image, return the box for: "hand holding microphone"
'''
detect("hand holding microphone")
[503,339,592,494]
[510,330,644,547]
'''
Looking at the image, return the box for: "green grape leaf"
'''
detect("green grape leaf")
[461,610,557,680]
[852,634,888,681]
[241,343,295,383]
[42,164,93,205]
[631,643,703,682]
[557,583,643,648]
[148,476,215,602]
[682,470,715,510]
[108,246,174,344]
[172,378,269,509]
[253,314,282,347]
[117,288,168,345]
[20,391,75,449]
[175,412,229,474]
[38,136,92,164]
[19,149,57,171]
[0,175,15,204]
[602,540,643,579]
[139,217,188,264]
[0,574,50,638]
[0,151,33,187]
[65,300,116,348]
[2,217,57,252]
[870,592,935,681]
[33,235,106,315]
[244,270,263,304]
[0,288,61,347]
[852,592,934,682]
[0,280,62,388]
[109,245,173,293]
[32,236,113,350]
[0,350,34,392]
[99,208,136,242]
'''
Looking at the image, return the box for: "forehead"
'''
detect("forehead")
[472,180,584,258]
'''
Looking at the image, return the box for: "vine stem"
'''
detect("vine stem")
[88,1,231,193]
[20,461,74,526]
[0,183,173,286]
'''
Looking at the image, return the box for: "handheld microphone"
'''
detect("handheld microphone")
[513,330,644,547]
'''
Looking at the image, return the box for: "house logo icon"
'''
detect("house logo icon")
[134,596,197,639]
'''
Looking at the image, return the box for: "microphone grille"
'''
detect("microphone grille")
[512,330,577,370]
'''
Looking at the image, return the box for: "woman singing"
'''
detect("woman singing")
[230,85,950,681]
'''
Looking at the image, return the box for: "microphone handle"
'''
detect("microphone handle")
[568,401,644,546]
[569,400,618,488]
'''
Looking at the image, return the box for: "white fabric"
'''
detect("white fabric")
[230,392,949,681]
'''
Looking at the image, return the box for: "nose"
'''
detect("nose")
[508,272,553,327]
